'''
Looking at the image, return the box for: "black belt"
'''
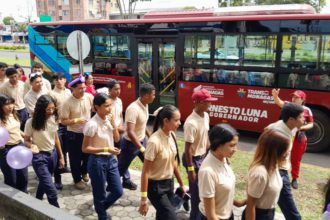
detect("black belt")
[39,149,54,156]
[93,154,112,158]
[1,142,23,150]
[256,207,275,215]
[193,154,206,160]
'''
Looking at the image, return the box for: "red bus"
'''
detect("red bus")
[28,4,330,152]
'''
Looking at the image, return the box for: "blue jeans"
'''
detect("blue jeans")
[0,143,28,193]
[66,131,89,183]
[32,149,59,207]
[278,169,301,220]
[182,153,204,220]
[118,137,146,182]
[88,154,123,220]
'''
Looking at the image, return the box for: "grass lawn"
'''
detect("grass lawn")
[130,138,330,220]
[0,57,30,67]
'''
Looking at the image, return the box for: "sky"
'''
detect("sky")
[0,0,38,22]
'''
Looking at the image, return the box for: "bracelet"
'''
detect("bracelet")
[139,147,145,153]
[141,192,147,198]
[187,166,195,172]
[103,147,109,153]
[73,118,79,123]
[30,144,37,149]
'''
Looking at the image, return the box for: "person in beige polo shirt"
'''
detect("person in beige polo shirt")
[198,124,246,220]
[0,68,28,130]
[24,95,64,208]
[61,75,94,190]
[183,88,217,220]
[24,62,51,95]
[118,83,155,190]
[82,93,123,220]
[139,105,186,220]
[244,129,291,220]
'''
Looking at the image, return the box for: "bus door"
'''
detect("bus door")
[137,38,177,112]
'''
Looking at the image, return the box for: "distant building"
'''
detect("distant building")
[35,0,119,21]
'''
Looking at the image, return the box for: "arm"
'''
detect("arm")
[54,132,65,169]
[300,121,313,131]
[245,195,258,220]
[145,127,152,138]
[272,89,285,108]
[24,135,39,154]
[118,112,125,134]
[203,197,218,220]
[185,142,196,183]
[60,117,87,126]
[82,135,120,155]
[109,114,120,143]
[139,159,152,216]
[127,122,145,150]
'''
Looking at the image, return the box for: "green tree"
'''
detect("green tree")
[3,16,15,25]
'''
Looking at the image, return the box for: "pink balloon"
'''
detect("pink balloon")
[0,127,10,146]
[6,145,33,169]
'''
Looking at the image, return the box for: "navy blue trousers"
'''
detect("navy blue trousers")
[54,124,68,183]
[117,137,146,182]
[0,143,28,193]
[66,131,89,183]
[88,154,123,220]
[278,169,301,220]
[17,108,28,131]
[182,153,204,220]
[32,149,59,207]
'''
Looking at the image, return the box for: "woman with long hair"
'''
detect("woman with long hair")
[0,94,28,192]
[244,129,291,220]
[82,93,123,220]
[24,95,64,207]
[198,123,246,220]
[139,105,186,220]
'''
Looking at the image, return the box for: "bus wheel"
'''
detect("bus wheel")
[306,109,330,152]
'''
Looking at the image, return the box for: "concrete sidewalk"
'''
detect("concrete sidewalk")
[0,166,285,220]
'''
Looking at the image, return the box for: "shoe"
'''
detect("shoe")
[74,181,86,190]
[82,174,90,182]
[122,180,137,190]
[55,182,63,190]
[291,179,298,189]
[62,166,71,173]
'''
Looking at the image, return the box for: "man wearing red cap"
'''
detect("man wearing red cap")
[183,88,217,220]
[272,89,314,189]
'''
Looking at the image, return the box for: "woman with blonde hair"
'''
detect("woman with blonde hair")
[244,129,291,220]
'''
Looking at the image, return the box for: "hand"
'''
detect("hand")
[272,88,280,98]
[188,170,196,183]
[108,114,116,128]
[235,199,247,207]
[109,147,121,156]
[139,200,149,216]
[77,118,88,125]
[58,157,65,169]
[30,144,39,154]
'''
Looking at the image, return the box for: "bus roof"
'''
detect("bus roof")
[29,13,330,27]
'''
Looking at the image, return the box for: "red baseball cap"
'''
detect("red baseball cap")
[291,90,306,100]
[192,89,218,102]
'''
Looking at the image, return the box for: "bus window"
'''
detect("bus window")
[184,35,211,65]
[93,35,130,60]
[281,34,318,69]
[94,61,132,76]
[57,35,71,60]
[214,35,239,65]
[181,67,210,82]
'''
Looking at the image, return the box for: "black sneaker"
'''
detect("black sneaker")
[55,182,63,190]
[291,179,298,189]
[122,180,137,190]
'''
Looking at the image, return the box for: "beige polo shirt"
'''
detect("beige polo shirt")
[198,152,236,219]
[23,88,49,116]
[110,97,123,128]
[1,114,22,145]
[144,129,177,180]
[266,120,296,170]
[0,78,8,86]
[24,116,58,152]
[247,165,283,209]
[0,80,25,110]
[61,93,94,133]
[184,111,209,156]
[124,99,148,141]
[83,113,115,155]
[24,77,51,95]
[49,87,71,115]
